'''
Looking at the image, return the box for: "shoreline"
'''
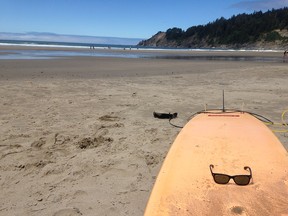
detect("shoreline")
[0,44,285,56]
[0,45,286,65]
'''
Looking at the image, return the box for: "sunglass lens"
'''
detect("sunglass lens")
[214,174,230,184]
[234,176,250,185]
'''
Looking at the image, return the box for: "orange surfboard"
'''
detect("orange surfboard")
[145,111,288,216]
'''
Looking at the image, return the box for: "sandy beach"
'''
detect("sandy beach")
[0,47,287,216]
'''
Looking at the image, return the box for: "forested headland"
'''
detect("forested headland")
[138,8,288,49]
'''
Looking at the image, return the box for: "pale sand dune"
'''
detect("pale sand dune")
[0,49,287,215]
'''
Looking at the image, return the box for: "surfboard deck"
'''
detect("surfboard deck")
[144,111,288,216]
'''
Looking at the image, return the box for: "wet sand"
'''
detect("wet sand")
[0,47,287,215]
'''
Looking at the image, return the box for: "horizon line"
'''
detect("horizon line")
[0,32,144,46]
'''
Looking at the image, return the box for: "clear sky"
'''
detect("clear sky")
[1,0,288,39]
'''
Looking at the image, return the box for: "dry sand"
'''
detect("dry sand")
[0,47,287,216]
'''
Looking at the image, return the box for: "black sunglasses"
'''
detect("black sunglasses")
[210,164,252,186]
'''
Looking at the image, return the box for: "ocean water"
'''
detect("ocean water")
[0,39,134,49]
[0,39,284,62]
[0,39,146,59]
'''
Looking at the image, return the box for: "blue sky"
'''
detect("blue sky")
[1,0,288,40]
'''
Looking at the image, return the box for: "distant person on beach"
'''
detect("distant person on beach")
[284,50,287,62]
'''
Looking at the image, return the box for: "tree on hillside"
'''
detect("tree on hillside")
[166,27,184,40]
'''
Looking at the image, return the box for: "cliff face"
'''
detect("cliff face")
[138,29,288,49]
[138,32,210,48]
[138,32,168,47]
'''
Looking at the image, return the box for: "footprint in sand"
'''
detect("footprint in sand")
[145,128,158,135]
[31,138,46,149]
[53,207,82,216]
[99,122,124,129]
[71,190,88,201]
[76,136,113,149]
[144,152,161,167]
[99,114,120,122]
[54,133,71,145]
